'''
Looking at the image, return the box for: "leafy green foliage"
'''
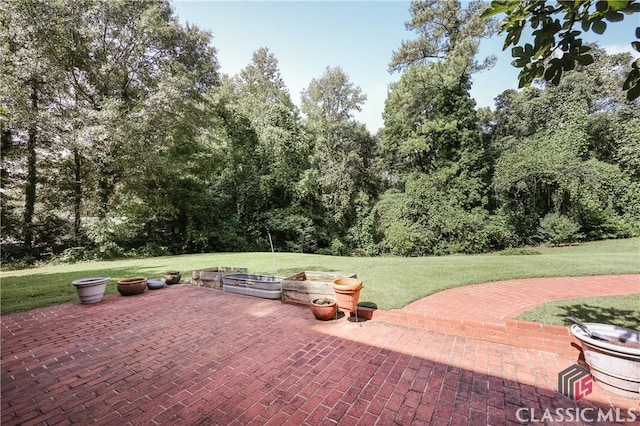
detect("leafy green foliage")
[482,0,640,99]
[389,0,498,74]
[372,170,508,256]
[1,0,224,261]
[382,68,485,176]
[537,213,583,245]
[622,27,640,100]
[1,0,638,263]
[221,48,319,251]
[499,247,542,256]
[490,49,640,245]
[379,3,498,256]
[301,66,379,248]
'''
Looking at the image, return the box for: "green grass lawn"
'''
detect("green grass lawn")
[516,294,640,330]
[1,237,639,315]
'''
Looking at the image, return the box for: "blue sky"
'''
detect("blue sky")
[171,1,639,133]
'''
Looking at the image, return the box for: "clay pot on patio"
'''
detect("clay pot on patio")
[310,297,337,321]
[164,271,181,285]
[117,277,147,296]
[71,276,110,304]
[333,278,363,314]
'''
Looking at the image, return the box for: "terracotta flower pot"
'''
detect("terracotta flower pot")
[333,278,363,313]
[310,298,337,321]
[117,277,147,296]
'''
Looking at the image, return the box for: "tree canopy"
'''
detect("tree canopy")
[1,0,638,265]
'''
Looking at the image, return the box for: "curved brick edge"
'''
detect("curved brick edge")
[282,302,582,357]
[358,274,640,356]
[283,274,640,357]
[367,309,581,356]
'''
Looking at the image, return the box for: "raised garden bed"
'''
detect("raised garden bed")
[222,273,282,299]
[191,267,247,289]
[282,271,357,306]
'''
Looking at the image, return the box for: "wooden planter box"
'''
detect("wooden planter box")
[282,271,357,306]
[191,267,247,289]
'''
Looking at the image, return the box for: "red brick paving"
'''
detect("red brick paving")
[399,275,639,323]
[373,274,640,356]
[2,276,639,425]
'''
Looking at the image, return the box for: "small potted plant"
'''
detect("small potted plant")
[310,297,337,321]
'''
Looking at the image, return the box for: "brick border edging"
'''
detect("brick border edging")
[367,308,580,357]
[281,301,580,356]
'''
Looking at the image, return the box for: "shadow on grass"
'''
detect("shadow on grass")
[560,304,640,331]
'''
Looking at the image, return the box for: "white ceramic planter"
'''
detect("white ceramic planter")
[71,276,110,304]
[570,323,640,399]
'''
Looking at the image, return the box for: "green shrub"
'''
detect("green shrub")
[538,213,583,246]
[500,247,542,256]
[132,243,171,258]
[54,247,91,264]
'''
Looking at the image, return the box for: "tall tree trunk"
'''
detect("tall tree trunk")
[1,128,11,188]
[73,148,82,244]
[1,127,14,242]
[23,83,38,252]
[97,150,112,219]
[98,169,110,219]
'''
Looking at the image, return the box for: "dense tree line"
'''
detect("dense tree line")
[1,0,639,265]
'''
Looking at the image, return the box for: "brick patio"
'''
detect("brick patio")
[2,275,639,425]
[373,275,640,357]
